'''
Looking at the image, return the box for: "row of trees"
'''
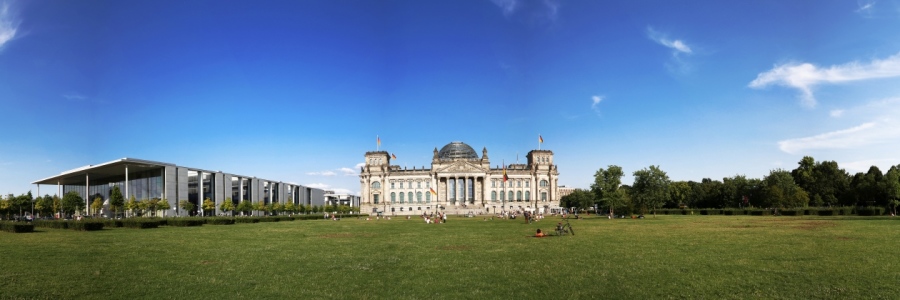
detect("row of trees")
[1,184,359,219]
[561,156,900,215]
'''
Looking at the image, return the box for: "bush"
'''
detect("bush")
[0,222,34,233]
[838,207,854,215]
[70,221,105,231]
[167,218,205,227]
[235,217,260,223]
[700,209,721,215]
[122,218,160,229]
[103,219,124,228]
[817,209,836,216]
[856,206,885,216]
[780,209,800,216]
[207,218,235,225]
[258,217,280,222]
[33,220,70,229]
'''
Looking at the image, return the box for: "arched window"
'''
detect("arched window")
[540,180,548,187]
[371,181,381,189]
[500,192,505,201]
[516,191,522,201]
[541,192,547,201]
[426,192,431,203]
[391,192,396,203]
[508,191,514,201]
[373,194,380,204]
[525,191,530,201]
[408,192,413,203]
[416,192,422,203]
[399,192,405,203]
[491,191,497,202]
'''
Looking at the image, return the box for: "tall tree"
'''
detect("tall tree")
[560,189,595,211]
[109,186,125,218]
[61,191,85,217]
[762,169,809,209]
[35,195,54,218]
[591,165,625,215]
[667,181,692,208]
[157,199,171,217]
[723,175,755,208]
[91,197,103,217]
[812,160,849,207]
[632,165,670,215]
[884,165,900,215]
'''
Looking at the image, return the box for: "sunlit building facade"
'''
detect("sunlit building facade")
[359,141,560,215]
[33,158,325,217]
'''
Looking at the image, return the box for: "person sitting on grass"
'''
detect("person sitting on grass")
[535,228,545,237]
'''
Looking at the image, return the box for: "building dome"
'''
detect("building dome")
[438,141,479,160]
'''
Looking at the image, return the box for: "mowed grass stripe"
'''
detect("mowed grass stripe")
[1,216,897,299]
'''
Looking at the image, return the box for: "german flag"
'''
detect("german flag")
[391,153,397,159]
[539,135,544,144]
[429,188,437,195]
[503,165,508,182]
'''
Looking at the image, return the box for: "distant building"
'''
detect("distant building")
[359,141,560,215]
[558,185,578,198]
[33,158,325,217]
[324,190,360,207]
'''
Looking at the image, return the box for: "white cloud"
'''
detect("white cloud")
[491,0,518,17]
[490,0,559,24]
[354,162,365,169]
[306,183,330,189]
[62,93,87,101]
[306,171,336,176]
[647,27,694,74]
[830,109,845,118]
[778,98,900,154]
[339,167,356,176]
[591,95,604,115]
[0,1,19,51]
[647,27,693,55]
[749,52,900,107]
[841,158,899,173]
[855,0,876,17]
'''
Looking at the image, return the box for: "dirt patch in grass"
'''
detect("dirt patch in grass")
[435,245,470,251]
[199,260,216,265]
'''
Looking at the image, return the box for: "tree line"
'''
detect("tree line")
[561,156,900,216]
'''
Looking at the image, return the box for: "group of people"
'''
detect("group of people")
[421,212,447,224]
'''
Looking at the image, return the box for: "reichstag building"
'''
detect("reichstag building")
[359,141,560,215]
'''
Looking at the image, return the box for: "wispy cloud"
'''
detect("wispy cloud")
[829,109,845,118]
[304,183,358,195]
[646,26,694,74]
[855,0,876,17]
[778,98,900,154]
[748,52,900,107]
[306,183,330,189]
[306,170,336,176]
[591,95,604,115]
[841,158,899,173]
[490,0,560,25]
[354,162,365,169]
[62,93,88,101]
[308,166,359,177]
[0,1,20,51]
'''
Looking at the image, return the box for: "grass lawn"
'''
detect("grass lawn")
[1,215,898,299]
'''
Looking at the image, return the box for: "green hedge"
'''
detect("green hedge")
[235,217,260,223]
[103,219,124,228]
[838,207,854,215]
[0,222,34,233]
[817,209,836,216]
[167,218,205,227]
[855,206,885,216]
[780,209,800,216]
[258,217,280,222]
[700,209,721,215]
[34,220,70,229]
[207,218,235,225]
[122,218,160,229]
[70,221,105,231]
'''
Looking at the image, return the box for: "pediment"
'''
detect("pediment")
[434,161,485,173]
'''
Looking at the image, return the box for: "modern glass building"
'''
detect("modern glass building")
[32,158,325,217]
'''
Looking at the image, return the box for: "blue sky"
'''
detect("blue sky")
[2,0,900,196]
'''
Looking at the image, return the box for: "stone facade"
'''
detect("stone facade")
[359,141,560,215]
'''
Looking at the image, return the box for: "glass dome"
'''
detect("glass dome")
[438,141,479,160]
